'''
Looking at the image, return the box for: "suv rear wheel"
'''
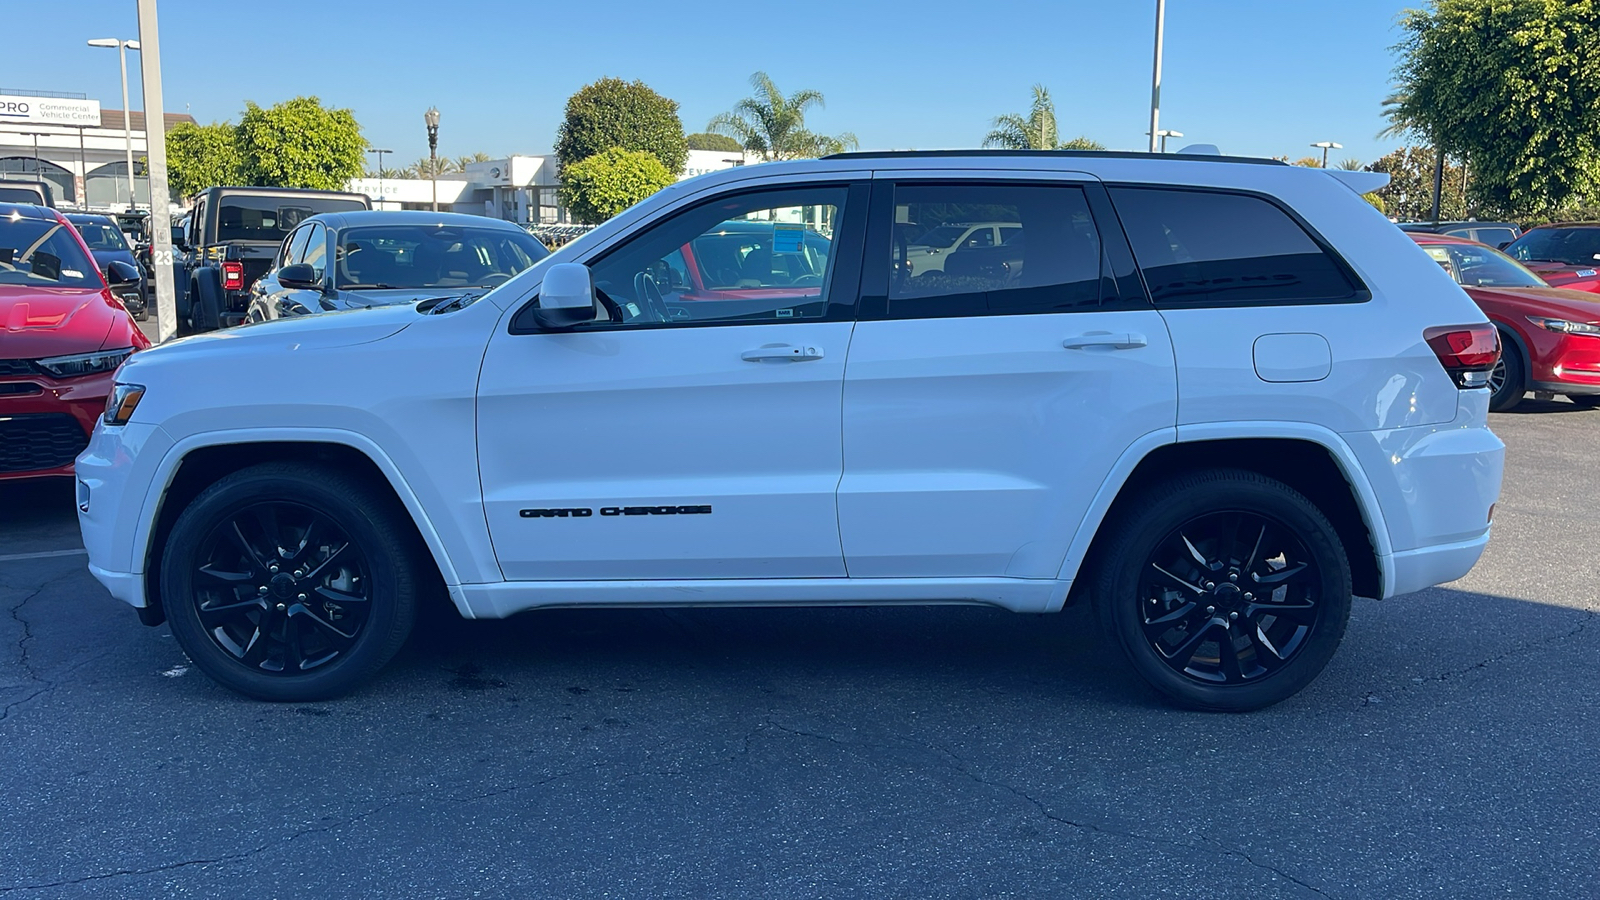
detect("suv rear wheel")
[1093,469,1352,712]
[160,462,421,701]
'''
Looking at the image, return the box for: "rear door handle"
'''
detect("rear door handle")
[742,344,825,362]
[1063,332,1148,350]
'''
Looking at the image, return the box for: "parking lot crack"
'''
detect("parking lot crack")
[1395,607,1596,696]
[0,573,76,724]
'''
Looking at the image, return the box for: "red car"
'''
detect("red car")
[656,220,832,302]
[0,203,150,480]
[1411,232,1600,411]
[1502,223,1600,292]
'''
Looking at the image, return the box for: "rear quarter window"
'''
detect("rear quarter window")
[1109,187,1363,307]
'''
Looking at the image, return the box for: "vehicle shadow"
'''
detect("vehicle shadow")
[1495,396,1597,415]
[0,477,82,554]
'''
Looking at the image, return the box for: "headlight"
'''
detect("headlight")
[1526,316,1600,336]
[102,383,145,426]
[35,347,135,378]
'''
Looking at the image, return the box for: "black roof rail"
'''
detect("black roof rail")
[820,149,1288,166]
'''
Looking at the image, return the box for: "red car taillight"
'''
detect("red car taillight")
[222,260,244,291]
[1424,324,1500,389]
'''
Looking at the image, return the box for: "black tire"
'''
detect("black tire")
[1092,469,1353,712]
[1567,395,1600,409]
[161,462,423,701]
[190,268,224,333]
[1488,336,1525,412]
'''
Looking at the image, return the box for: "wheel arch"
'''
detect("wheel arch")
[1059,429,1391,608]
[137,432,467,627]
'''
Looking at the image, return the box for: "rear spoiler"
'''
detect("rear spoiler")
[1326,170,1390,195]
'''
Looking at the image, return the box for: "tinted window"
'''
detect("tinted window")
[1472,228,1517,247]
[0,216,100,288]
[280,225,312,267]
[1420,243,1545,288]
[548,185,849,330]
[0,186,46,205]
[214,195,367,242]
[1506,228,1600,267]
[1110,187,1360,306]
[71,220,130,251]
[334,224,548,290]
[888,182,1102,317]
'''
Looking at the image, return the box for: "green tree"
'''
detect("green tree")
[1387,0,1600,215]
[236,96,366,190]
[455,152,493,169]
[983,85,1099,150]
[556,78,688,175]
[558,147,676,224]
[1292,156,1324,168]
[687,132,743,152]
[1370,146,1469,221]
[1337,158,1365,171]
[165,121,244,196]
[707,72,858,161]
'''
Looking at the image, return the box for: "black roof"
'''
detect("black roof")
[189,184,370,201]
[821,149,1288,166]
[63,213,115,224]
[0,202,57,220]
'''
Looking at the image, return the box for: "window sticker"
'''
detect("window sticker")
[773,223,804,254]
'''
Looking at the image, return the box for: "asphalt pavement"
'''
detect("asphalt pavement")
[0,401,1596,899]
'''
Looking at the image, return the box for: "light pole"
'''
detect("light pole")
[1154,129,1183,153]
[88,37,142,209]
[424,107,440,213]
[1311,141,1343,169]
[367,148,392,207]
[1148,0,1166,153]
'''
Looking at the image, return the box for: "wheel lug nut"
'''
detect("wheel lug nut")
[1204,582,1215,590]
[1244,593,1254,601]
[268,564,279,573]
[297,593,307,601]
[276,603,286,611]
[293,570,304,578]
[1229,573,1237,582]
[1229,612,1239,621]
[1205,606,1215,615]
[258,586,269,594]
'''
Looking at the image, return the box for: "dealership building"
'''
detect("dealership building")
[2,89,752,223]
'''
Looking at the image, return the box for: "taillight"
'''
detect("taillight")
[1424,324,1500,389]
[222,260,244,291]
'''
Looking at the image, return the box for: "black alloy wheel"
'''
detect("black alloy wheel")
[1139,511,1320,685]
[162,463,423,701]
[1094,469,1352,712]
[189,501,372,675]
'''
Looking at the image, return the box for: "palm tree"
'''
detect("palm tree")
[455,152,492,170]
[1337,158,1365,171]
[708,71,858,161]
[984,86,1101,151]
[984,84,1058,150]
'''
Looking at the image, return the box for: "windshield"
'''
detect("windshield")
[216,195,367,242]
[71,220,131,252]
[1422,243,1546,288]
[334,224,551,290]
[1507,228,1600,266]
[0,214,100,288]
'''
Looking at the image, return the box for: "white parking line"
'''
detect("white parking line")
[0,548,88,563]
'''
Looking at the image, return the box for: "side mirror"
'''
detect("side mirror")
[534,263,597,327]
[105,259,141,286]
[170,224,187,249]
[278,263,320,289]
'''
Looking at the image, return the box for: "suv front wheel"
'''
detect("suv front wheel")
[1093,469,1353,712]
[161,462,422,701]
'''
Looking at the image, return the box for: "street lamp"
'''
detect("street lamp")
[88,37,142,209]
[367,148,392,207]
[1154,129,1183,153]
[1311,141,1343,169]
[424,107,440,213]
[1148,0,1167,153]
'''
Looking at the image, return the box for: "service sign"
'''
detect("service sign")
[0,95,102,127]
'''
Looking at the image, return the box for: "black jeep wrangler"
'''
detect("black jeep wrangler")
[176,186,370,332]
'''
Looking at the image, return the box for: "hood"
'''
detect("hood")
[332,287,479,310]
[1519,261,1600,284]
[88,248,138,271]
[0,284,125,358]
[1466,284,1600,322]
[124,301,417,374]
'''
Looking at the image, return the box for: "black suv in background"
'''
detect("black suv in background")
[0,179,56,208]
[176,186,370,332]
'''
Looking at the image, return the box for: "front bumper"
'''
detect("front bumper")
[0,369,115,480]
[76,420,173,608]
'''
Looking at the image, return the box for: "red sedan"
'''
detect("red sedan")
[0,203,150,480]
[1502,223,1600,292]
[1411,232,1600,411]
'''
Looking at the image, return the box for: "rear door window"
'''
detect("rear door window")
[1109,187,1363,307]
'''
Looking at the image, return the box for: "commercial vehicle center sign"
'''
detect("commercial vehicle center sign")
[0,95,102,127]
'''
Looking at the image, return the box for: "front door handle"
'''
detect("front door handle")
[742,344,825,362]
[1063,332,1148,350]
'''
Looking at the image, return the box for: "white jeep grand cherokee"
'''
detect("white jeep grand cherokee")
[76,151,1505,710]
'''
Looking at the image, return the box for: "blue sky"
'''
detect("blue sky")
[8,0,1416,167]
